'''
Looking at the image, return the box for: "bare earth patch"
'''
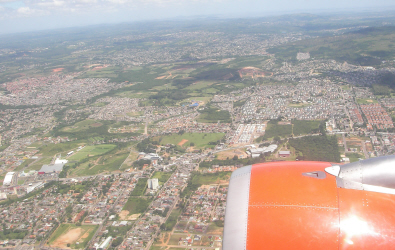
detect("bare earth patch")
[51,228,82,249]
[90,123,102,127]
[178,139,188,146]
[52,68,64,72]
[128,213,141,220]
[118,210,129,220]
[216,149,247,160]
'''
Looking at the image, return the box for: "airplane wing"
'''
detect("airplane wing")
[223,156,395,249]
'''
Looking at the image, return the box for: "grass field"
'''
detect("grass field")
[26,157,52,171]
[293,120,321,135]
[47,224,98,249]
[346,152,364,162]
[70,151,129,176]
[356,98,378,104]
[79,66,120,78]
[120,150,139,170]
[122,197,152,215]
[60,120,103,133]
[185,81,215,90]
[159,133,225,148]
[151,171,173,185]
[162,208,182,231]
[191,172,231,185]
[68,144,116,161]
[262,120,321,140]
[196,108,231,123]
[130,178,148,196]
[37,141,85,157]
[14,159,35,171]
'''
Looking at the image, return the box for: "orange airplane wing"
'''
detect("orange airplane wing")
[223,156,395,249]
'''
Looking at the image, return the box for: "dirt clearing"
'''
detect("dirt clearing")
[51,228,82,248]
[178,139,188,146]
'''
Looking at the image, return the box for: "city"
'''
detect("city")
[1,8,395,250]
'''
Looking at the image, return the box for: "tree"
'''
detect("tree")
[232,155,238,160]
[112,237,123,247]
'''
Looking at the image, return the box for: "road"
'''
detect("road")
[144,196,180,250]
[342,134,347,153]
[87,184,129,248]
[361,140,369,159]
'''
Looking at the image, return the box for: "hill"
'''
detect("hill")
[268,26,395,66]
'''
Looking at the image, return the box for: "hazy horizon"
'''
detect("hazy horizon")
[0,0,395,35]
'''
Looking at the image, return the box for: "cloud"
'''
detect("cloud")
[17,6,32,14]
[0,0,19,3]
[36,0,65,7]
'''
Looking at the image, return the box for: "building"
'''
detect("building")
[27,182,44,193]
[55,158,68,164]
[296,52,310,61]
[0,193,7,200]
[279,151,291,157]
[97,236,112,250]
[38,164,64,175]
[3,172,15,186]
[147,178,159,190]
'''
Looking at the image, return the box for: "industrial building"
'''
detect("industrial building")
[3,172,15,186]
[147,178,159,190]
[278,151,291,157]
[246,144,278,158]
[38,163,64,175]
[97,236,112,250]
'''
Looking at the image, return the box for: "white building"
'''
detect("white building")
[55,158,68,164]
[97,236,112,250]
[147,178,159,190]
[3,172,15,186]
[27,182,44,193]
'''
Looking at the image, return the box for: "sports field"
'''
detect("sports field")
[47,224,98,249]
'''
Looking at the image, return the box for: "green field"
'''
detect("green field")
[161,208,182,231]
[47,224,98,249]
[346,152,364,162]
[78,66,120,78]
[70,151,129,176]
[289,135,340,162]
[130,178,148,196]
[181,172,231,198]
[185,81,215,90]
[196,108,231,123]
[14,159,35,171]
[26,157,52,171]
[261,120,321,141]
[68,144,116,161]
[293,120,321,135]
[356,98,378,104]
[60,119,103,133]
[151,171,173,185]
[122,197,152,215]
[159,132,225,148]
[190,172,231,185]
[36,141,84,157]
[262,123,292,140]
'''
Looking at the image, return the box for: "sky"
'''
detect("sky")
[0,0,394,34]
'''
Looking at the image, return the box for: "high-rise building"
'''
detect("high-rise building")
[147,178,159,190]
